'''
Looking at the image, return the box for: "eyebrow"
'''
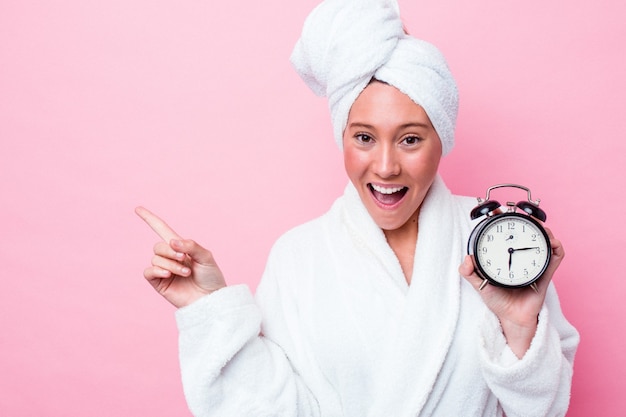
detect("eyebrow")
[348,121,432,130]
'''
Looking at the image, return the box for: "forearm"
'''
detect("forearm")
[176,285,320,417]
[480,306,576,417]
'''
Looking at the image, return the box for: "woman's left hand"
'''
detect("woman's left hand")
[459,227,565,358]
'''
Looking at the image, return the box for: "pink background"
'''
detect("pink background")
[1,0,624,415]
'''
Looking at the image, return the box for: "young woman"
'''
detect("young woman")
[137,1,578,415]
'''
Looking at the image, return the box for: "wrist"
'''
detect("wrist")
[176,285,226,308]
[499,316,538,359]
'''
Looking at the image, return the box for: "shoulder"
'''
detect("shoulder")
[453,193,479,216]
[429,175,478,224]
[257,196,347,298]
[437,176,479,227]
[269,195,345,262]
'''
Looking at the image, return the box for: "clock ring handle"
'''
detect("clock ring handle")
[478,183,547,222]
[481,183,540,205]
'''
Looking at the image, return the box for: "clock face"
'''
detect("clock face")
[471,213,551,287]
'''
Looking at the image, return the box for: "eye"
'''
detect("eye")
[401,135,422,146]
[355,133,373,144]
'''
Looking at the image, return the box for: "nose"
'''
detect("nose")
[374,144,400,178]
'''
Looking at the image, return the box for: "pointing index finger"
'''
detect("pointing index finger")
[135,206,182,242]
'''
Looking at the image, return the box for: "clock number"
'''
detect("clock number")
[509,271,514,279]
[496,225,503,233]
[487,235,494,242]
[508,222,515,230]
[481,247,488,254]
[486,259,492,267]
[531,234,537,241]
[496,268,502,276]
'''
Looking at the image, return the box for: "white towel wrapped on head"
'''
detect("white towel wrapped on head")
[290,0,459,156]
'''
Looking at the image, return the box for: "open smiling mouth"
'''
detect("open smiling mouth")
[368,183,408,206]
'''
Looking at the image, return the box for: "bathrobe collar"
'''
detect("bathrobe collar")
[342,174,464,417]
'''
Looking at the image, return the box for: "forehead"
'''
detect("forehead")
[348,81,432,126]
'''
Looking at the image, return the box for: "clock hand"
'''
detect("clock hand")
[508,246,539,272]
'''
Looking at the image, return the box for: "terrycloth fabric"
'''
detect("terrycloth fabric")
[175,176,579,417]
[290,0,459,155]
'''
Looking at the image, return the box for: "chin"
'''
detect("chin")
[369,212,411,232]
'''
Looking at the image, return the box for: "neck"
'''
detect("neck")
[383,211,419,284]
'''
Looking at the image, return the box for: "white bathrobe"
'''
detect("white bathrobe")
[175,176,579,417]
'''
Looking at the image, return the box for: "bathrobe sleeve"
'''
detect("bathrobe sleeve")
[478,283,579,417]
[175,280,321,417]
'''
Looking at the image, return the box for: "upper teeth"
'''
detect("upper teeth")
[371,184,405,194]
